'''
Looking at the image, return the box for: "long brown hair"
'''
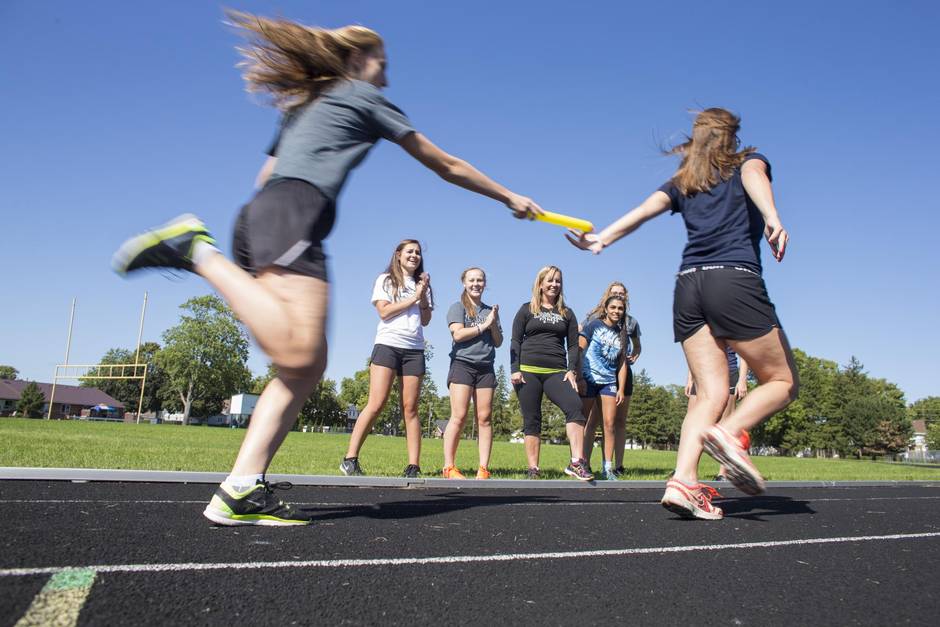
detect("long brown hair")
[227,10,384,111]
[528,266,568,316]
[383,239,429,303]
[666,108,756,196]
[588,281,628,321]
[460,267,486,319]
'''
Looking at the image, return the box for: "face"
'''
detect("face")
[463,270,486,298]
[397,243,421,274]
[604,300,625,323]
[609,285,626,299]
[540,271,562,300]
[352,46,388,88]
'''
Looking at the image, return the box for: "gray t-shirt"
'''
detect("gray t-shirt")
[447,301,496,366]
[268,80,416,201]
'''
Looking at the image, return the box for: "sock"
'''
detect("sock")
[604,461,614,472]
[224,473,263,492]
[191,239,221,266]
[571,457,580,464]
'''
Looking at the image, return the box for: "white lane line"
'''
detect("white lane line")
[1,496,939,506]
[13,569,95,627]
[2,532,938,578]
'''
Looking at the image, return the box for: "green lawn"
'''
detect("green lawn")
[1,418,938,481]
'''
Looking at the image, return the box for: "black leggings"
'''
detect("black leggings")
[514,371,586,436]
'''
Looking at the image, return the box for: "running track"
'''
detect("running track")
[2,479,939,625]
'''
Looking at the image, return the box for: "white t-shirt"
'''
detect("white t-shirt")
[371,273,426,350]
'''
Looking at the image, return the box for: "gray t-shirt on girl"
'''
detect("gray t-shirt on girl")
[447,301,496,365]
[268,80,416,201]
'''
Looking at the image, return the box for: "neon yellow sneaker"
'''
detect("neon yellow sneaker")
[112,213,216,276]
[203,480,311,526]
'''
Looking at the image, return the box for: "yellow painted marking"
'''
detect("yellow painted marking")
[14,569,96,627]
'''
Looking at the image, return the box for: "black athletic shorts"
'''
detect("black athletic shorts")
[371,344,426,377]
[447,360,496,389]
[233,178,335,281]
[673,266,781,343]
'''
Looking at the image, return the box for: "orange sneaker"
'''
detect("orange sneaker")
[661,479,723,520]
[442,465,465,479]
[703,425,765,495]
[476,466,491,479]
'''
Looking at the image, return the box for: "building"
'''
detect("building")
[0,379,125,419]
[227,393,259,427]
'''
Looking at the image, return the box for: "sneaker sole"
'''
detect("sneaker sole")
[702,430,765,496]
[111,213,206,275]
[660,497,723,521]
[563,467,595,481]
[339,463,363,477]
[202,506,310,527]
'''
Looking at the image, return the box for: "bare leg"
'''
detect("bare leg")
[580,397,598,461]
[566,422,584,461]
[723,329,799,435]
[674,326,729,485]
[225,270,328,476]
[600,395,619,464]
[400,375,423,466]
[614,395,631,467]
[444,383,472,468]
[473,387,494,469]
[525,435,541,469]
[345,364,397,459]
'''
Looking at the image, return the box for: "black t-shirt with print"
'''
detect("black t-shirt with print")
[510,303,579,373]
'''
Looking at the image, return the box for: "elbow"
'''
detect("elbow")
[437,158,466,182]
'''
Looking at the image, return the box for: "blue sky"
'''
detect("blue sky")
[2,1,938,403]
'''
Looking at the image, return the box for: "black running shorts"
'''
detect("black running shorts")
[233,178,335,281]
[673,266,781,343]
[447,360,496,389]
[371,344,426,377]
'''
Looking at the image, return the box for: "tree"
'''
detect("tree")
[156,295,251,424]
[927,422,940,451]
[298,379,345,431]
[0,365,18,380]
[626,370,675,449]
[909,397,940,425]
[17,381,45,418]
[80,342,166,414]
[491,365,513,437]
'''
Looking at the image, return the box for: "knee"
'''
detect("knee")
[401,402,419,419]
[476,412,491,427]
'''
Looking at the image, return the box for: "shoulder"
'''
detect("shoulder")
[446,301,464,316]
[742,152,772,181]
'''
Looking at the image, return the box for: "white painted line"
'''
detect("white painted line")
[13,569,95,627]
[2,532,938,578]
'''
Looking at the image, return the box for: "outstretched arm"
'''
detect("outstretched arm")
[566,191,672,254]
[398,132,544,220]
[741,159,788,262]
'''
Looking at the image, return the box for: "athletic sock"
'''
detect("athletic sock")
[571,457,580,464]
[224,474,263,493]
[191,239,221,267]
[603,461,614,473]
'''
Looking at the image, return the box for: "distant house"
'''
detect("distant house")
[911,419,928,453]
[433,419,450,438]
[0,379,125,419]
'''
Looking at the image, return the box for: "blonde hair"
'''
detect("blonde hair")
[666,108,756,196]
[227,10,384,111]
[383,239,429,303]
[459,267,486,319]
[588,281,628,321]
[528,266,568,316]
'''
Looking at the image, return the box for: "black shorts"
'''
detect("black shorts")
[371,344,426,377]
[673,266,781,343]
[233,178,335,281]
[447,360,496,389]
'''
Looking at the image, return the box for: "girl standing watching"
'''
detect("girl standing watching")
[578,295,628,480]
[510,266,593,480]
[342,240,432,478]
[113,11,543,525]
[570,108,798,519]
[442,268,502,479]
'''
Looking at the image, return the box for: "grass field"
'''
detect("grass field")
[1,418,938,481]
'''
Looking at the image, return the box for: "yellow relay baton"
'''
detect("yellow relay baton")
[535,210,594,233]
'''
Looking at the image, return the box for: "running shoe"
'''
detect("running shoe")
[476,466,491,480]
[526,467,541,480]
[112,214,216,275]
[564,459,595,481]
[203,480,311,526]
[402,464,421,478]
[604,468,620,481]
[442,465,465,479]
[612,466,626,479]
[660,479,723,520]
[702,425,765,495]
[339,457,364,476]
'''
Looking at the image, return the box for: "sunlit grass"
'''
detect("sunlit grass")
[1,418,937,481]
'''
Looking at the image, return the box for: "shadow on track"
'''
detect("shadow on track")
[718,495,816,521]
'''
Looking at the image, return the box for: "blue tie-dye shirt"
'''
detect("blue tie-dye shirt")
[580,319,624,385]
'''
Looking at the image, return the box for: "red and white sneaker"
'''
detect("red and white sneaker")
[661,479,723,520]
[703,425,765,495]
